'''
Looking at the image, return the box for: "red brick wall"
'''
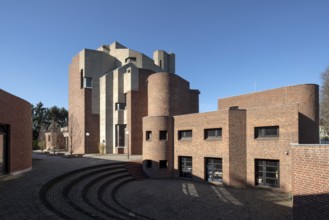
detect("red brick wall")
[245,104,299,192]
[147,72,199,117]
[85,88,100,153]
[228,110,247,187]
[127,69,154,155]
[0,89,32,174]
[218,84,319,144]
[69,54,86,154]
[174,110,231,182]
[292,145,329,219]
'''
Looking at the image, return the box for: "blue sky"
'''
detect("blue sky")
[1,0,329,112]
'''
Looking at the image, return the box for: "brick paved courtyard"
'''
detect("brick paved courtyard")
[0,153,292,220]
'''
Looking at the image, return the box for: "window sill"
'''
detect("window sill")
[179,138,192,141]
[204,138,222,141]
[255,137,279,140]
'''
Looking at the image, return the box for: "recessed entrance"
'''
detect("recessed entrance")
[0,124,9,175]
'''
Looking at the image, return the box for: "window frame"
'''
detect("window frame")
[145,160,152,168]
[159,160,167,169]
[83,77,92,88]
[179,156,193,178]
[204,128,222,140]
[178,130,192,140]
[146,131,152,141]
[255,159,280,188]
[115,102,126,111]
[159,130,168,141]
[254,126,279,139]
[205,158,223,183]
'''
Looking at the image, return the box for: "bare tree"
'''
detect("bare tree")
[38,124,47,152]
[320,67,329,140]
[67,115,82,155]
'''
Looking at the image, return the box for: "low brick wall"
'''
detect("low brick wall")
[292,144,329,219]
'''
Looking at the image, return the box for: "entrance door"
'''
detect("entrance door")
[255,159,280,188]
[0,125,9,174]
[206,158,223,183]
[115,124,126,147]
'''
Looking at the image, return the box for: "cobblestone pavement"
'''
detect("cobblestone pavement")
[116,179,292,220]
[0,152,141,220]
[0,153,292,220]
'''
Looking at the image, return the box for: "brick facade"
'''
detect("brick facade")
[0,89,32,174]
[143,83,318,193]
[292,145,329,219]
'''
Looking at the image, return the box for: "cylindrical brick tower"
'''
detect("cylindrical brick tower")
[142,72,199,178]
[143,72,174,178]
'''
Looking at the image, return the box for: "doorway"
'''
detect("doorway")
[0,124,9,175]
[255,159,280,188]
[205,158,223,183]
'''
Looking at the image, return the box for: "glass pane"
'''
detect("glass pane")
[266,166,278,172]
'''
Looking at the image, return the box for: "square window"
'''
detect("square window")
[159,130,168,140]
[255,126,279,138]
[146,131,152,141]
[204,128,222,139]
[145,160,152,168]
[178,130,192,140]
[115,103,126,110]
[159,160,167,169]
[84,77,92,88]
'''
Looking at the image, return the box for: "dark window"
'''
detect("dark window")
[229,106,239,110]
[205,158,223,183]
[80,69,83,89]
[146,131,152,141]
[159,130,167,140]
[159,60,162,68]
[115,124,126,147]
[48,135,51,142]
[115,103,126,110]
[145,160,152,168]
[159,160,167,169]
[84,77,92,88]
[255,126,279,138]
[204,128,222,139]
[0,124,9,174]
[255,159,280,188]
[179,156,192,178]
[178,130,192,140]
[125,57,137,63]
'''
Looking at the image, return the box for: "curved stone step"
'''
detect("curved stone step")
[97,174,139,219]
[64,167,127,220]
[39,162,126,220]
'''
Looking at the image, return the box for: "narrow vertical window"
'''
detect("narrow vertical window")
[115,124,126,147]
[179,156,192,178]
[80,69,83,89]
